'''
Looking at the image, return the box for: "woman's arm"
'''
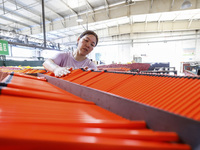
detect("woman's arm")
[43,59,71,77]
[43,59,59,72]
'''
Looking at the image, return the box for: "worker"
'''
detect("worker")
[43,30,98,77]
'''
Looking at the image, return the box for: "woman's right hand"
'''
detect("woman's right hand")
[54,67,71,77]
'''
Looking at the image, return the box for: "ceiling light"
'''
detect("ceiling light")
[76,16,83,22]
[180,0,192,9]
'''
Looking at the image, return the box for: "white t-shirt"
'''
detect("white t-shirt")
[52,52,97,70]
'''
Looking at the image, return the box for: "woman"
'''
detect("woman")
[43,30,98,77]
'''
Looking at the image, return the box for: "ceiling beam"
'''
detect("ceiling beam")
[188,19,193,28]
[150,0,154,9]
[187,10,200,28]
[0,23,20,31]
[157,13,162,30]
[173,13,180,22]
[60,0,78,16]
[145,15,148,30]
[0,15,31,28]
[85,0,96,21]
[20,0,200,35]
[54,20,200,44]
[189,10,200,20]
[85,0,94,13]
[121,20,200,34]
[0,5,40,25]
[104,0,110,18]
[171,0,175,9]
[36,0,65,19]
[6,0,52,22]
[35,0,66,28]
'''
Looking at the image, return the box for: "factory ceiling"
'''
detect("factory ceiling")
[0,0,200,49]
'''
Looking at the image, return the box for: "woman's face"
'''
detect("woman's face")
[77,34,97,56]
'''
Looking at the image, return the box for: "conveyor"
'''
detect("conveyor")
[0,69,199,150]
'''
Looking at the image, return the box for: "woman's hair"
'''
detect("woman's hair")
[79,30,98,46]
